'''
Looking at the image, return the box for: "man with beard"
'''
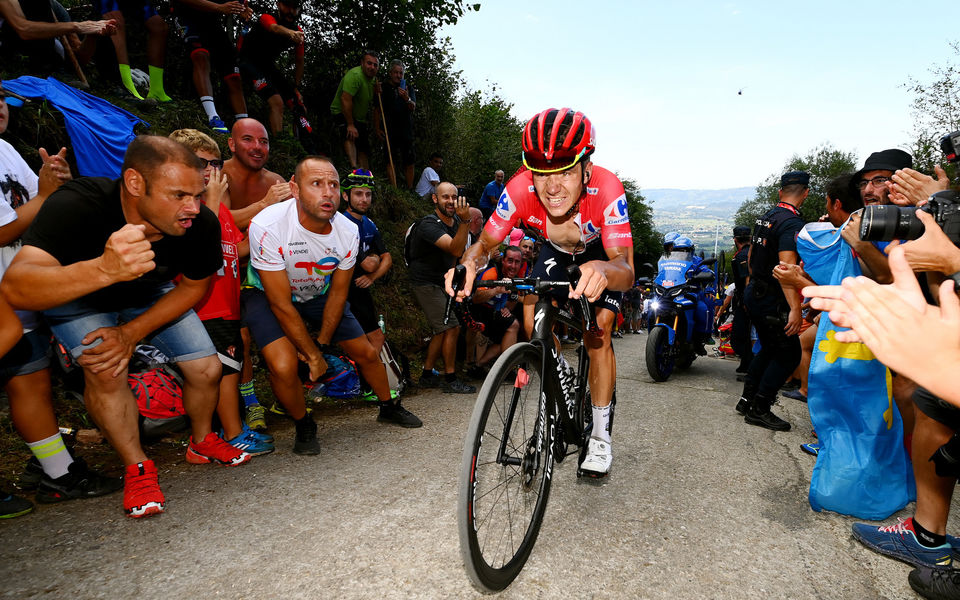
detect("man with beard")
[408,181,476,394]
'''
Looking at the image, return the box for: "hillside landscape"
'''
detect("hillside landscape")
[644,187,754,254]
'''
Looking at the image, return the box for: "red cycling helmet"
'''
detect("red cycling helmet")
[522,108,596,173]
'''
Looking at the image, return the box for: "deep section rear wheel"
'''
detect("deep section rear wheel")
[457,342,554,592]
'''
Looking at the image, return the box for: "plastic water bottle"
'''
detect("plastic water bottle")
[378,314,385,333]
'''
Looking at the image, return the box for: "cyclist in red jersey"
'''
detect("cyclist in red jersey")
[447,108,635,476]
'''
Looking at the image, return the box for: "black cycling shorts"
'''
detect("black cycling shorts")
[527,242,623,316]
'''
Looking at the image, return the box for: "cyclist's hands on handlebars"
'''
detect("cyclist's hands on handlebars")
[570,260,608,303]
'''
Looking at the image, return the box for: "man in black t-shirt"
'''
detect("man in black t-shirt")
[735,171,807,432]
[408,182,476,394]
[1,136,250,519]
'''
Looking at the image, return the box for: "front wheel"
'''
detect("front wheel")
[645,326,675,382]
[458,342,555,592]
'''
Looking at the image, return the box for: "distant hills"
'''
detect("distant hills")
[642,187,755,251]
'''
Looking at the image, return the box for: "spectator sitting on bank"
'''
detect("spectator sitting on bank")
[374,59,416,188]
[168,128,273,457]
[96,0,172,102]
[466,244,523,379]
[331,49,379,169]
[2,135,252,519]
[0,0,117,74]
[407,181,475,394]
[173,0,253,134]
[415,152,442,200]
[479,169,504,221]
[238,0,306,136]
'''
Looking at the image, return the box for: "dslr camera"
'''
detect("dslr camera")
[859,190,960,247]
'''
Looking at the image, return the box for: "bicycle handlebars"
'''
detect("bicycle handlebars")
[443,264,603,336]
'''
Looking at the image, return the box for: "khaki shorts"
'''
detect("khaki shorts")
[413,284,459,334]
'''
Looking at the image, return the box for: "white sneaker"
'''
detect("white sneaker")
[579,437,612,476]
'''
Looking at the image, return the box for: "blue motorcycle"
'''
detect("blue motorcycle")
[642,252,718,382]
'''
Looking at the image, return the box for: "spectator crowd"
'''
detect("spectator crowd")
[4,3,960,599]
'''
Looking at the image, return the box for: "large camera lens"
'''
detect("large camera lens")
[859,205,925,242]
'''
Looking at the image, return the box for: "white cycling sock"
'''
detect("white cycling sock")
[591,404,612,443]
[200,96,219,121]
[27,432,73,479]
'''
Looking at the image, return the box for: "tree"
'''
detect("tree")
[622,177,662,270]
[443,88,523,196]
[734,144,858,228]
[903,42,960,174]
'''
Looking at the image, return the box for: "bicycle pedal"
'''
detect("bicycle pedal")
[576,467,610,480]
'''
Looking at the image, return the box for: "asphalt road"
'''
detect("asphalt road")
[1,332,954,599]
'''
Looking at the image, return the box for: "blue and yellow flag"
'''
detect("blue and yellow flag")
[799,221,915,520]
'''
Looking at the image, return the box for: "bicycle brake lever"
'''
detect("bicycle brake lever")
[565,265,603,336]
[443,264,467,326]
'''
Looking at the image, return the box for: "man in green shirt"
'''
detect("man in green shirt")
[330,50,379,169]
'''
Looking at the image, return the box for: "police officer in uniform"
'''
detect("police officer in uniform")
[735,171,808,431]
[730,225,753,376]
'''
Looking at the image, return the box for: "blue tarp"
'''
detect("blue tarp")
[2,76,147,178]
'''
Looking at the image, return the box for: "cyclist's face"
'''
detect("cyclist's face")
[344,186,372,214]
[531,162,588,219]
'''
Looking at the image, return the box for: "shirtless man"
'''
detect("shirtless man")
[220,117,290,427]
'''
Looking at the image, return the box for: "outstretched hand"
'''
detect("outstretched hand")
[889,166,949,207]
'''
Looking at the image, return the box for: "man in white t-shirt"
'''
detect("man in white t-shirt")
[414,152,442,199]
[246,156,421,455]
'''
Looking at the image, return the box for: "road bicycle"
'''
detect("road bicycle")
[446,264,615,592]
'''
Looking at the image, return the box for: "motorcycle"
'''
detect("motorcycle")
[641,254,718,382]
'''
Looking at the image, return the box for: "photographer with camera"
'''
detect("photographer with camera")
[819,143,960,595]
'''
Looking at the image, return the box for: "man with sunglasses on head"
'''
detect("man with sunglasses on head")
[447,108,635,477]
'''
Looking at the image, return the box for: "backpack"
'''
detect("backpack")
[403,215,441,267]
[308,353,361,399]
[128,366,189,440]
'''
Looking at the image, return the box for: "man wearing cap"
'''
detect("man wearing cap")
[841,149,913,284]
[730,225,753,376]
[735,170,808,431]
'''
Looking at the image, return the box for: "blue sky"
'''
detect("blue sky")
[439,1,960,190]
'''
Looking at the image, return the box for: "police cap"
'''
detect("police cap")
[780,171,810,188]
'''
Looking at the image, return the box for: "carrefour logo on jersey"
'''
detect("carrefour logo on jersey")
[496,195,515,219]
[605,194,629,225]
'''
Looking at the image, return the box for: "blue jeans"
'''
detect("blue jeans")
[44,285,215,363]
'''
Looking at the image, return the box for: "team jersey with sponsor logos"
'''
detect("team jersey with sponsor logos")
[483,165,633,254]
[193,203,244,321]
[248,199,359,303]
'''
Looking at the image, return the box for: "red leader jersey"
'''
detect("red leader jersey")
[483,165,633,254]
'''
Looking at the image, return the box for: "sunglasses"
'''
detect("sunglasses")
[522,149,587,174]
[199,158,224,169]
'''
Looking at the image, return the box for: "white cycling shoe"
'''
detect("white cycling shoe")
[578,437,612,477]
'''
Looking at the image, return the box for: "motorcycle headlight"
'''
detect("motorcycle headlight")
[650,300,660,312]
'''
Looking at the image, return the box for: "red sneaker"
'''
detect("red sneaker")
[186,432,251,466]
[124,460,165,518]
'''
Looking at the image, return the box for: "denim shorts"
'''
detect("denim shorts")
[0,329,52,383]
[44,286,215,363]
[242,288,365,349]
